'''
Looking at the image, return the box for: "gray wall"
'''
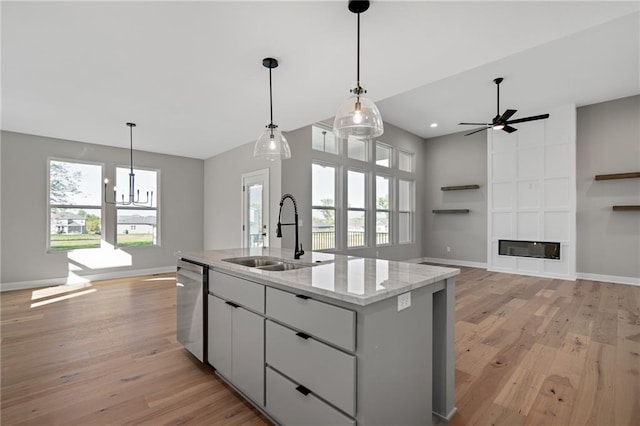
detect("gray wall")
[422,130,487,264]
[203,141,282,250]
[282,122,426,261]
[0,131,204,284]
[576,95,640,279]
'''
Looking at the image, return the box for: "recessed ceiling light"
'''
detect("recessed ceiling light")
[430,123,438,128]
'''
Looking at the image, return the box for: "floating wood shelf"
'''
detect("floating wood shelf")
[612,205,640,211]
[595,172,640,181]
[432,209,470,214]
[441,184,480,191]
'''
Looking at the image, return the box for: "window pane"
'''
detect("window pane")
[312,208,335,250]
[376,143,391,167]
[50,160,102,206]
[115,168,157,207]
[347,210,366,248]
[116,209,157,247]
[312,163,335,207]
[399,212,412,244]
[347,136,367,161]
[399,151,413,172]
[376,175,390,209]
[312,126,337,154]
[347,170,365,209]
[376,211,390,245]
[399,179,413,211]
[50,208,101,251]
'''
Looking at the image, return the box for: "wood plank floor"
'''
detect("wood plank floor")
[1,269,639,425]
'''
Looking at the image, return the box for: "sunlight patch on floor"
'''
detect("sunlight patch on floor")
[31,289,97,308]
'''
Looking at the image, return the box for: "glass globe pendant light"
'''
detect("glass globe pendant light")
[333,0,383,140]
[254,57,291,161]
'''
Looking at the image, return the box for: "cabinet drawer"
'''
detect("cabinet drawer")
[266,367,355,426]
[266,287,355,352]
[209,270,264,314]
[266,321,356,416]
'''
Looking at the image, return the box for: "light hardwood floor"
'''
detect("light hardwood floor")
[1,269,639,425]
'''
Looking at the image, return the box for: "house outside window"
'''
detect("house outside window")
[115,167,159,247]
[48,159,103,251]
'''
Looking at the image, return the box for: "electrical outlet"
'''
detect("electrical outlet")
[397,292,411,312]
[446,246,451,253]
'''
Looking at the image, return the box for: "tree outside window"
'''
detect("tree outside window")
[48,160,103,251]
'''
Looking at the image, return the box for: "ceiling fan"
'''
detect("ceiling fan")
[459,77,550,136]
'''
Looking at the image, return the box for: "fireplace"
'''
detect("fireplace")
[498,240,560,260]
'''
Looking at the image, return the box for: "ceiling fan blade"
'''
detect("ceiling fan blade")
[502,125,517,133]
[498,109,517,122]
[459,122,490,126]
[506,113,550,125]
[464,127,489,136]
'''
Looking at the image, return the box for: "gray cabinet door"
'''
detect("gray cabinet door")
[207,294,232,379]
[232,307,265,406]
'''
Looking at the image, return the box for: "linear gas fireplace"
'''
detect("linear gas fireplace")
[498,240,561,260]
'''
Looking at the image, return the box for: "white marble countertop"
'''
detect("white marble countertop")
[178,247,459,306]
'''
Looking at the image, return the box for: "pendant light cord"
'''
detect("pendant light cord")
[356,12,360,88]
[269,66,274,126]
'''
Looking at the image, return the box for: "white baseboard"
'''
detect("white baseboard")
[576,272,640,287]
[0,266,176,292]
[419,257,487,269]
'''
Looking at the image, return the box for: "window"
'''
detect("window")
[48,159,103,251]
[376,174,391,245]
[347,136,367,161]
[115,167,158,247]
[376,143,392,167]
[312,125,338,154]
[399,150,413,172]
[399,179,414,243]
[347,170,366,248]
[312,163,336,250]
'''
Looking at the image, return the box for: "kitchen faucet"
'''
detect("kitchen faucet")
[276,194,304,259]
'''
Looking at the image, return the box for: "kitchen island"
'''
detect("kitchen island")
[179,248,458,426]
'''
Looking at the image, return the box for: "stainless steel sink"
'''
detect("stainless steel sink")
[258,262,309,272]
[222,256,315,271]
[222,256,282,268]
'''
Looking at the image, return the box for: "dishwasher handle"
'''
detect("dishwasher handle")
[177,259,205,275]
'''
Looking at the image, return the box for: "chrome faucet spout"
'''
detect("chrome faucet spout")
[276,193,304,259]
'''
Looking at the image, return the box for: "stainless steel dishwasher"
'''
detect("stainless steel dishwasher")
[177,259,207,362]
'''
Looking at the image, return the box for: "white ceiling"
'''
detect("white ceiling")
[2,1,639,160]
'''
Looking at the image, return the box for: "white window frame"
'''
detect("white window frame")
[47,157,104,252]
[346,168,367,249]
[398,179,415,244]
[375,173,392,246]
[114,166,161,248]
[312,161,338,251]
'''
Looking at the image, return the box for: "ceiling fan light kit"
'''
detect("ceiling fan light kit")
[459,77,550,136]
[254,57,292,161]
[333,0,384,140]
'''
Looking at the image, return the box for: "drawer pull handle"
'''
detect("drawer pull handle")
[225,301,240,308]
[295,385,312,396]
[295,332,310,340]
[295,294,310,300]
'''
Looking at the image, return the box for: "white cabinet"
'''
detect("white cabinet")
[207,271,265,406]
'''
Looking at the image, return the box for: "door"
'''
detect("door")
[241,169,270,248]
[207,294,232,378]
[232,307,265,405]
